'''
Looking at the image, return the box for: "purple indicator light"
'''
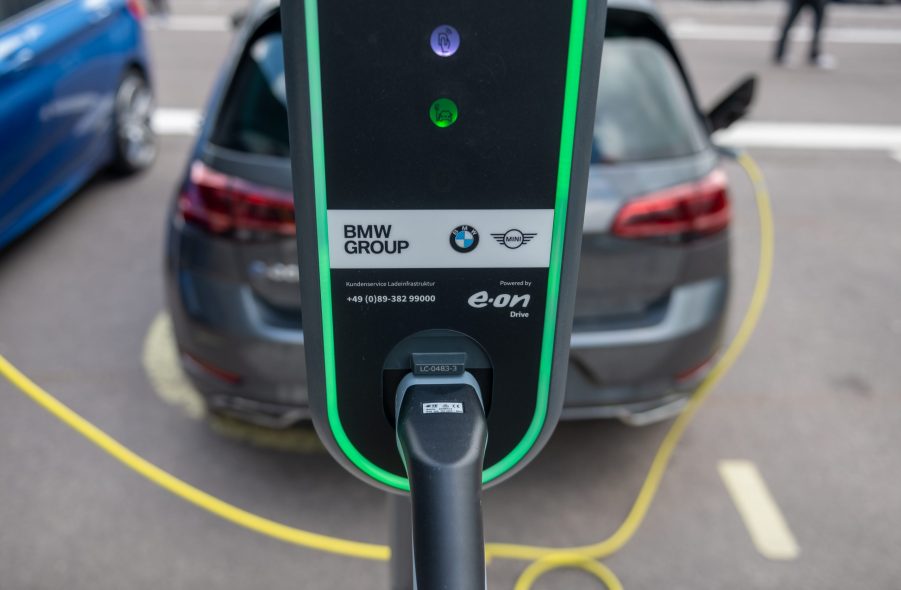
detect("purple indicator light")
[430,25,460,57]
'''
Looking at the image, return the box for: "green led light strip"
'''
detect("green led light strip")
[482,0,589,484]
[304,0,408,490]
[305,0,590,490]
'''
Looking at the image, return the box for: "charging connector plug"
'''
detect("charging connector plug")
[395,373,488,590]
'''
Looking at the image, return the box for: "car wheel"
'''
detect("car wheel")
[111,69,157,174]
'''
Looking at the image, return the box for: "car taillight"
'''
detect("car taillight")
[182,352,242,385]
[178,161,296,239]
[611,169,730,241]
[675,353,716,386]
[126,0,146,20]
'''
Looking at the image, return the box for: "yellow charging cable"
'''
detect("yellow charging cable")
[515,553,625,590]
[0,350,389,560]
[502,151,775,587]
[0,152,773,587]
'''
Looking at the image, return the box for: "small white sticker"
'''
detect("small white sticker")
[422,402,464,414]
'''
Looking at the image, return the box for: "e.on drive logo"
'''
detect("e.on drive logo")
[467,290,531,318]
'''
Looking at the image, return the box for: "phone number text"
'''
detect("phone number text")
[346,294,437,304]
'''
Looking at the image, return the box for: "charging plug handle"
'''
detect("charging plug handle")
[396,377,488,590]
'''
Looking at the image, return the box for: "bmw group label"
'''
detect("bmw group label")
[327,209,554,269]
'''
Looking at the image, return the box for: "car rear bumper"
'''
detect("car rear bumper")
[565,278,727,417]
[166,224,727,428]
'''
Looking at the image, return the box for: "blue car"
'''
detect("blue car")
[0,0,156,250]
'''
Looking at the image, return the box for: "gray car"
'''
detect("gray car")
[164,0,754,428]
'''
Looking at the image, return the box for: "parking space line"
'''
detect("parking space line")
[144,14,901,44]
[144,15,229,32]
[671,22,901,44]
[665,1,901,19]
[142,312,326,453]
[716,122,901,152]
[718,460,800,561]
[153,108,901,156]
[153,108,201,135]
[142,313,207,420]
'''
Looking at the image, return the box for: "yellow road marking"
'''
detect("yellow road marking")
[718,460,800,561]
[141,312,324,453]
[141,312,207,419]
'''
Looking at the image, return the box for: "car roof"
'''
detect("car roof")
[246,0,279,24]
[608,0,660,16]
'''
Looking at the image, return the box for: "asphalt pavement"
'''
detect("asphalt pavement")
[1,1,901,589]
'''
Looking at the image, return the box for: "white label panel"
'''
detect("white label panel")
[327,209,554,269]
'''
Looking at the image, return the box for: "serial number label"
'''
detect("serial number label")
[346,294,437,304]
[423,402,464,414]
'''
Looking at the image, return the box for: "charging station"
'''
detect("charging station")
[281,1,606,587]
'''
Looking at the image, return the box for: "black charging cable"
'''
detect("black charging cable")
[395,373,488,590]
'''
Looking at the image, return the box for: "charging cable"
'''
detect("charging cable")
[0,152,773,589]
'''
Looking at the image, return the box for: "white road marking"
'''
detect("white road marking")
[145,13,901,44]
[716,122,901,151]
[153,108,901,153]
[671,22,901,44]
[719,460,800,561]
[144,15,229,32]
[664,0,901,18]
[153,108,201,135]
[892,150,901,165]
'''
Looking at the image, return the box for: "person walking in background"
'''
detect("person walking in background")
[148,0,170,17]
[774,0,835,68]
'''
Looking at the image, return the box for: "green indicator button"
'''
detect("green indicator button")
[429,98,458,128]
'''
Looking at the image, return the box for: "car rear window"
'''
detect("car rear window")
[593,37,708,163]
[212,21,706,165]
[1,0,44,22]
[211,29,290,157]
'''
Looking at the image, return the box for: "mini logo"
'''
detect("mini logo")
[450,225,479,253]
[491,229,536,250]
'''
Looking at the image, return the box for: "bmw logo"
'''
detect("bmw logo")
[450,225,479,253]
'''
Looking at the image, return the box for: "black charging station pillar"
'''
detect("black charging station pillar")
[281,1,607,588]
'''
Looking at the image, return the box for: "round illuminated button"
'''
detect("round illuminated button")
[430,25,460,57]
[429,98,458,128]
